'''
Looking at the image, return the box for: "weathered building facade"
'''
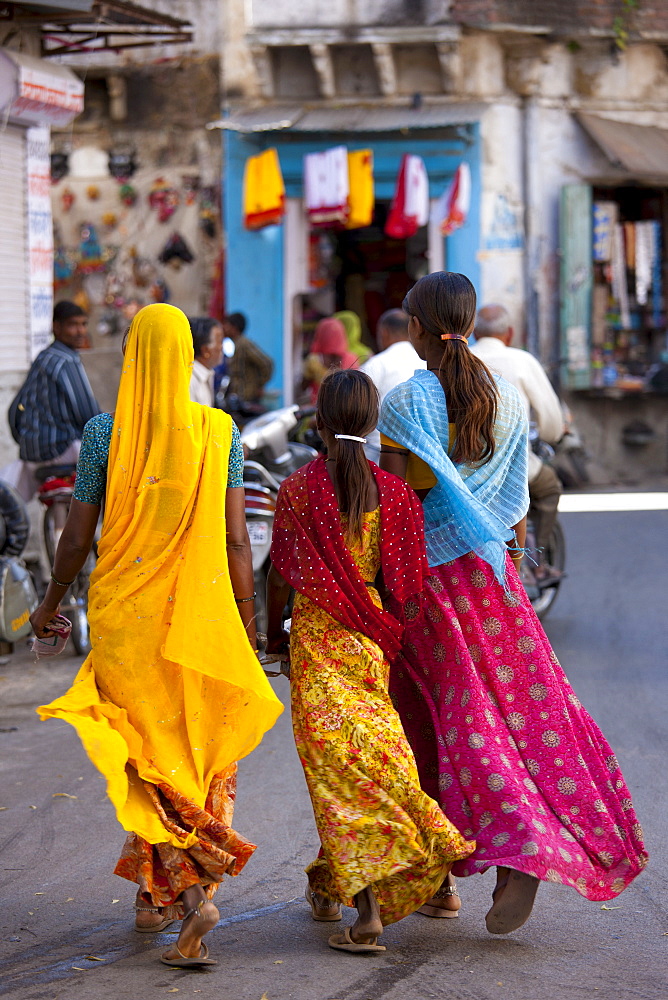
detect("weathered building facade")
[219,0,668,480]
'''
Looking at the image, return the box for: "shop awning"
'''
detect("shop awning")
[208,102,484,134]
[577,112,668,181]
[1,2,192,55]
[0,47,83,124]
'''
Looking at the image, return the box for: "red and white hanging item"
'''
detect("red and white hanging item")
[304,146,350,227]
[433,162,471,236]
[385,154,429,239]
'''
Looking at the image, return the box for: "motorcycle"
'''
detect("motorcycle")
[0,481,38,649]
[240,407,318,633]
[522,427,568,620]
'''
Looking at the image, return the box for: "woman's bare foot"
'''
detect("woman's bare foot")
[134,891,174,931]
[418,872,461,917]
[350,886,383,944]
[161,885,219,962]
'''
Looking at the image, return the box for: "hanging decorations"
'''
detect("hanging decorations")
[77,223,105,274]
[434,162,471,237]
[346,150,374,230]
[199,185,218,238]
[385,154,429,239]
[158,232,195,268]
[54,243,76,289]
[243,148,285,230]
[108,149,137,180]
[60,186,76,213]
[102,211,118,230]
[86,184,101,201]
[119,182,138,208]
[50,152,69,183]
[181,174,200,206]
[148,177,179,223]
[304,145,349,228]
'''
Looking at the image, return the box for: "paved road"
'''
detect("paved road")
[1,507,666,1000]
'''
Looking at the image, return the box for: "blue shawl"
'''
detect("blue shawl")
[378,369,529,583]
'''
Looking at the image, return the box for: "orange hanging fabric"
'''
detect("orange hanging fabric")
[243,148,285,230]
[346,149,374,230]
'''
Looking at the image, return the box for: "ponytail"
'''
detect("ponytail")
[403,272,498,465]
[317,370,379,543]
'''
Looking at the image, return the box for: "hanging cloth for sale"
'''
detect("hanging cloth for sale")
[385,154,429,239]
[611,224,631,329]
[304,145,350,227]
[346,149,374,230]
[635,220,656,306]
[433,162,471,237]
[243,148,285,230]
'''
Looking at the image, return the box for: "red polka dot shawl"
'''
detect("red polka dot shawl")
[270,454,428,663]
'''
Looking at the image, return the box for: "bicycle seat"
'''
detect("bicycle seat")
[34,464,77,484]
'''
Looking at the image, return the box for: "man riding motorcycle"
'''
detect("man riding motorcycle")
[471,304,565,585]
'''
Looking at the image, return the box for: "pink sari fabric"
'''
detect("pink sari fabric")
[390,552,648,901]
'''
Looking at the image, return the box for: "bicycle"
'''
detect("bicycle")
[35,464,98,655]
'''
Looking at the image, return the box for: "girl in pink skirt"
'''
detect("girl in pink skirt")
[379,272,647,934]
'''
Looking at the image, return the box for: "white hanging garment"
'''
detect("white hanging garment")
[611,224,630,328]
[634,221,656,306]
[404,155,430,228]
[303,146,349,226]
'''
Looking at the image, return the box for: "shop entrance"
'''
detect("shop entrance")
[295,201,428,400]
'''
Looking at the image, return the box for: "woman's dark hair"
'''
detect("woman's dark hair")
[403,272,498,465]
[317,370,379,543]
[189,316,219,358]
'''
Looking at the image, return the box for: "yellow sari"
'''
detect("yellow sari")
[39,304,282,903]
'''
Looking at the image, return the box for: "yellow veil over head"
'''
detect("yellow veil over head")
[39,304,282,847]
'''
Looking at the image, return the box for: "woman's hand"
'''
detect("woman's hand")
[30,601,63,638]
[265,630,290,656]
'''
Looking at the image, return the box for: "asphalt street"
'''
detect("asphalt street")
[0,504,666,1000]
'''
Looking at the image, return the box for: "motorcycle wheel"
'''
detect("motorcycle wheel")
[61,594,91,656]
[529,520,566,620]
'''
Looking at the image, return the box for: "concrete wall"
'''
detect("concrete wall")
[249,0,452,29]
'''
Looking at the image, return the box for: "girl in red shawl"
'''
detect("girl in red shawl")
[266,370,473,954]
[302,317,360,404]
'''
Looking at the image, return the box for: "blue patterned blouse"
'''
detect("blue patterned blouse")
[73,412,245,505]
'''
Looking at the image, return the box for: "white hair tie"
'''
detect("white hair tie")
[334,434,367,444]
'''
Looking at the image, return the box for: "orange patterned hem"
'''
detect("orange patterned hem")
[113,763,256,914]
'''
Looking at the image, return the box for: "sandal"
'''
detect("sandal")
[328,926,386,954]
[305,884,342,922]
[418,873,461,919]
[485,867,539,934]
[134,903,175,934]
[160,942,217,968]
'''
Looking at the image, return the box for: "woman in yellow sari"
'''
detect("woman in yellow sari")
[30,304,282,967]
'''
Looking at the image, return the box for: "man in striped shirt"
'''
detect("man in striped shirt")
[7,301,100,499]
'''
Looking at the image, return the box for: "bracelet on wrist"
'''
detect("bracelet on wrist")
[51,571,75,587]
[235,592,256,604]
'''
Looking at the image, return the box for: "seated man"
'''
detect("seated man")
[6,301,99,500]
[471,304,565,583]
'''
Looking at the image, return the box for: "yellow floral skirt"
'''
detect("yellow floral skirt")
[290,590,475,927]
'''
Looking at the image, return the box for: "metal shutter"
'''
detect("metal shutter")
[0,126,29,373]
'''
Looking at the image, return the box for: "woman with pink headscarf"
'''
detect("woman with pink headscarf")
[303,317,360,404]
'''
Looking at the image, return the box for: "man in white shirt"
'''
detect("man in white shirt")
[361,309,426,461]
[189,317,224,406]
[471,304,565,582]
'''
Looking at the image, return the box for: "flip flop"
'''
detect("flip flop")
[328,926,386,954]
[305,884,342,922]
[160,942,217,967]
[485,869,540,935]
